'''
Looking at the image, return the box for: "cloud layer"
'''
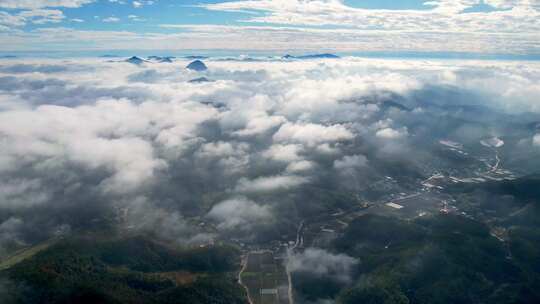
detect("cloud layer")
[0,0,538,54]
[0,56,539,255]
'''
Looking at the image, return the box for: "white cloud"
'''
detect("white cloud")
[233,114,286,137]
[196,0,540,54]
[199,141,240,157]
[235,175,309,192]
[376,127,409,139]
[207,197,272,230]
[1,23,538,54]
[0,96,218,193]
[263,144,303,162]
[202,0,540,33]
[197,141,250,174]
[0,9,65,28]
[484,0,521,9]
[0,0,538,54]
[273,122,354,146]
[0,179,50,209]
[102,16,120,23]
[0,11,25,28]
[68,136,166,193]
[288,248,358,283]
[533,133,540,146]
[127,14,145,21]
[132,0,153,8]
[162,24,540,54]
[0,0,93,9]
[286,160,316,173]
[316,143,340,155]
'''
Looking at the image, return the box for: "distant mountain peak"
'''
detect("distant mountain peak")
[147,56,174,63]
[282,53,340,60]
[189,77,212,83]
[185,55,208,60]
[186,60,208,71]
[125,56,146,65]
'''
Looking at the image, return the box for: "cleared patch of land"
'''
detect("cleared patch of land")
[0,240,56,271]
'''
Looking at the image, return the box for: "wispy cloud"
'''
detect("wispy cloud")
[202,0,540,32]
[132,0,154,8]
[1,1,539,57]
[0,0,94,9]
[3,24,537,54]
[102,16,120,23]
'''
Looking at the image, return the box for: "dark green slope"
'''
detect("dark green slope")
[328,214,540,304]
[0,236,247,304]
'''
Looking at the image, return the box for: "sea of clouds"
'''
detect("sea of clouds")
[0,56,539,256]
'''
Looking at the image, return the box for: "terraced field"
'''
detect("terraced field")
[241,251,290,304]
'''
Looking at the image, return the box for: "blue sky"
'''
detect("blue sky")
[19,1,245,32]
[0,0,538,55]
[13,0,507,32]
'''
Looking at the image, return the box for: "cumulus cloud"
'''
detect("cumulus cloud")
[263,144,303,162]
[232,114,286,137]
[286,160,316,173]
[273,122,354,146]
[288,248,358,283]
[376,127,409,139]
[0,178,50,209]
[0,102,169,193]
[534,134,540,146]
[207,197,272,230]
[235,175,309,193]
[196,141,250,174]
[199,141,248,158]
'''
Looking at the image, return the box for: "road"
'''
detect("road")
[285,220,304,304]
[238,255,254,304]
